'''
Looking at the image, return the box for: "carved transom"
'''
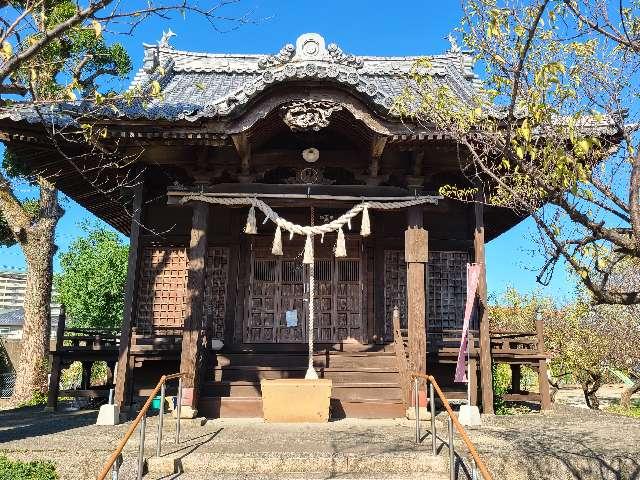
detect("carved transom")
[283,168,335,185]
[281,100,343,132]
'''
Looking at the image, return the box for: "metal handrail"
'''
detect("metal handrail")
[410,372,492,480]
[96,372,186,480]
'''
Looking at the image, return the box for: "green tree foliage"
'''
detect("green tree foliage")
[6,1,131,101]
[396,0,640,305]
[56,227,128,329]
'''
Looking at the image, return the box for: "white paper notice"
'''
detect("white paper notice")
[285,309,298,327]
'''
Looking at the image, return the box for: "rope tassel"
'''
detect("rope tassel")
[360,204,371,237]
[244,205,257,234]
[303,234,314,264]
[271,225,283,256]
[335,227,346,257]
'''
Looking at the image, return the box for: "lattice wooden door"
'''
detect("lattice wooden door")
[136,246,229,338]
[383,250,469,340]
[314,256,362,342]
[246,237,363,343]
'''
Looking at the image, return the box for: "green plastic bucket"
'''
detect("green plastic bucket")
[151,396,162,411]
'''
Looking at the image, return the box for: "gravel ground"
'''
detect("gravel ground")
[0,403,638,479]
[463,405,640,480]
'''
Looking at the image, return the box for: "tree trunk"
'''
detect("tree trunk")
[582,372,602,410]
[620,379,640,409]
[9,178,60,405]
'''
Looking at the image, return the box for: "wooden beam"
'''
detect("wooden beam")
[114,178,145,410]
[231,132,251,182]
[167,187,441,204]
[536,318,552,410]
[405,206,428,375]
[474,192,494,414]
[179,201,210,411]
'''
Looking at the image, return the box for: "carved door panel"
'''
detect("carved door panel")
[204,247,229,341]
[383,250,407,340]
[246,258,278,342]
[277,259,306,342]
[314,259,334,342]
[336,259,362,341]
[246,236,363,343]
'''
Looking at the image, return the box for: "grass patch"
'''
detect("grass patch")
[0,455,57,480]
[495,401,533,415]
[17,391,48,408]
[605,399,640,419]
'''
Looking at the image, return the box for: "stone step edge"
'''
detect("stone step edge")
[146,451,449,476]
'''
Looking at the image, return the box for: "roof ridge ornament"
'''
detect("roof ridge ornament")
[327,42,364,68]
[258,43,295,69]
[447,33,461,53]
[258,33,363,70]
[159,29,176,48]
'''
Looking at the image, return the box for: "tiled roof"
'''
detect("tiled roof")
[0,33,483,125]
[0,308,23,326]
[123,32,482,121]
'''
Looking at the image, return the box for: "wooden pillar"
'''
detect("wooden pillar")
[81,361,93,390]
[469,331,478,406]
[114,178,144,409]
[106,361,116,386]
[510,365,521,393]
[536,318,552,410]
[474,193,494,414]
[405,206,428,374]
[179,201,209,412]
[46,306,66,411]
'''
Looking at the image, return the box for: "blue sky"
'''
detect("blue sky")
[0,0,576,301]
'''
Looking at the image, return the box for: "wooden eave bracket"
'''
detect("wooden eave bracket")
[231,131,253,181]
[367,134,388,183]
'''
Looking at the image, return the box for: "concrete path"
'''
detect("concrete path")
[0,404,638,479]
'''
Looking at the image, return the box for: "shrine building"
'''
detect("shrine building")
[0,33,550,418]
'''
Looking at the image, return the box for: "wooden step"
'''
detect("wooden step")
[198,396,405,419]
[331,383,403,402]
[216,352,397,369]
[331,399,406,419]
[202,380,402,402]
[202,381,262,397]
[212,366,399,383]
[199,396,263,418]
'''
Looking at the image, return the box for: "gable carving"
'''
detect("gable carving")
[281,100,343,131]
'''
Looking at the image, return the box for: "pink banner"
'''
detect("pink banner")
[454,263,481,383]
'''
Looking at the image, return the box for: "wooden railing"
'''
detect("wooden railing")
[130,326,183,353]
[410,372,492,480]
[96,372,186,480]
[60,328,121,350]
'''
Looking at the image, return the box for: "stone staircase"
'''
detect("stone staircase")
[199,349,406,419]
[141,416,451,480]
